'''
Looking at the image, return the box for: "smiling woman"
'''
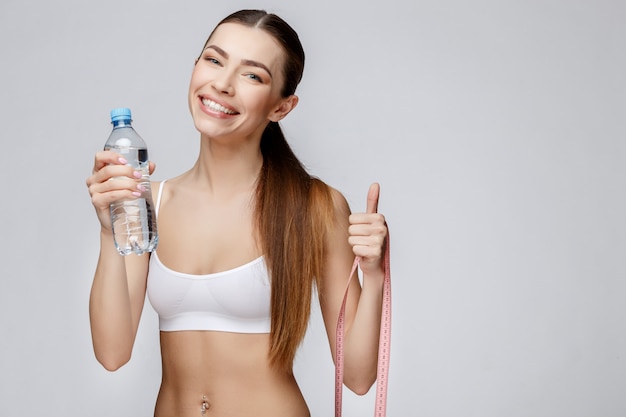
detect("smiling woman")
[188,22,296,143]
[85,9,388,417]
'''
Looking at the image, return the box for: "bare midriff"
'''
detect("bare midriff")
[154,331,310,417]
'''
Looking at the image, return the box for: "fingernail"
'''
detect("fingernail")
[132,191,142,197]
[118,157,128,164]
[137,184,146,192]
[133,171,142,179]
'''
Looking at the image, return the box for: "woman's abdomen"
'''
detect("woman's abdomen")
[154,331,310,417]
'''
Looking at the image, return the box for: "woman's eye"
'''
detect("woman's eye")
[246,73,263,82]
[204,57,220,65]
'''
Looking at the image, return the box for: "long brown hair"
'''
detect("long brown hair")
[206,10,335,372]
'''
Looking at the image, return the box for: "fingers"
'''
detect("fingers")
[89,150,156,177]
[366,182,380,214]
[348,220,386,263]
[86,151,157,230]
[86,151,147,211]
[348,183,387,262]
[87,150,155,187]
[348,216,387,249]
[91,150,127,174]
[351,182,384,228]
[89,176,144,207]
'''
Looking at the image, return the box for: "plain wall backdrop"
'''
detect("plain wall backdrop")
[1,0,625,416]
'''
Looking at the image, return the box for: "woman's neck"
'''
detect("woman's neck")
[187,134,264,196]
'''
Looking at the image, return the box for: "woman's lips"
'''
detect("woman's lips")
[201,97,239,115]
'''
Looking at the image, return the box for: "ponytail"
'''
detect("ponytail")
[256,121,334,371]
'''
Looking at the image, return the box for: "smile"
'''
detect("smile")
[201,98,238,115]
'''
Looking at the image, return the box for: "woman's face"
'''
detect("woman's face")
[188,22,295,142]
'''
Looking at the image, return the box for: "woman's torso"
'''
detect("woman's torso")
[148,178,309,417]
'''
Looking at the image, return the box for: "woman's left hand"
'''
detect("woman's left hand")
[348,183,388,276]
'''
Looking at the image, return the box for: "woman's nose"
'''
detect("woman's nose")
[212,70,235,95]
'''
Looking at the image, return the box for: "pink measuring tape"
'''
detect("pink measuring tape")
[335,233,391,417]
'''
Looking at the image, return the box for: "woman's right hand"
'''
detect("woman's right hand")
[85,151,156,231]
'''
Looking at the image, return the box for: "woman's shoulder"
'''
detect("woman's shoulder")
[310,178,351,220]
[150,173,187,209]
[151,171,189,194]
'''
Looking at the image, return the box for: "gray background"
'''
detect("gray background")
[1,0,625,416]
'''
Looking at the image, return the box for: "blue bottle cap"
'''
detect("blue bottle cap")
[110,107,132,123]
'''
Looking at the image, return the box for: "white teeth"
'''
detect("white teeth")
[202,98,237,115]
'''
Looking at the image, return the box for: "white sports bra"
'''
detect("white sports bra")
[146,180,271,334]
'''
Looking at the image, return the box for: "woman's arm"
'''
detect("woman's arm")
[319,184,387,395]
[86,151,154,371]
[89,235,149,371]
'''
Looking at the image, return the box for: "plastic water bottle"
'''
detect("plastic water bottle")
[104,108,158,255]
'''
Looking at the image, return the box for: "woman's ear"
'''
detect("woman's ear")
[269,95,299,122]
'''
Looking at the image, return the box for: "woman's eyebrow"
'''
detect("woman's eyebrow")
[204,44,273,79]
[205,44,228,57]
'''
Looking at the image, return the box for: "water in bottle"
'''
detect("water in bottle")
[104,107,158,255]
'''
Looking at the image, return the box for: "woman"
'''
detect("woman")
[86,9,388,417]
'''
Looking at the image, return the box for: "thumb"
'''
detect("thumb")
[366,183,380,214]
